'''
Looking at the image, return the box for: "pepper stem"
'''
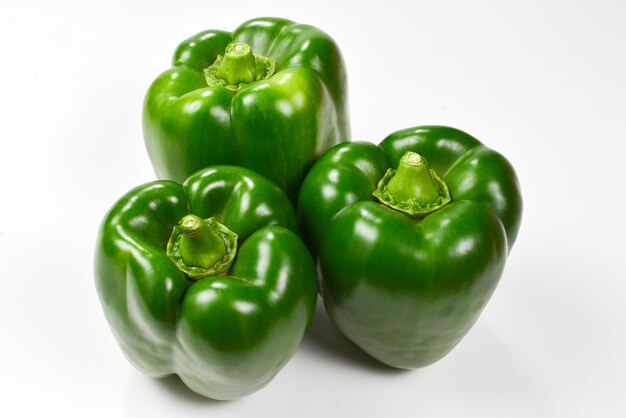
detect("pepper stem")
[373,151,451,218]
[204,41,276,91]
[216,42,258,85]
[178,214,226,268]
[167,215,238,280]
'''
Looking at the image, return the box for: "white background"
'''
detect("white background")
[1,0,625,416]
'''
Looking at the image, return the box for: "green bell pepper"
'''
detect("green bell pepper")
[298,126,523,369]
[143,17,350,202]
[94,166,318,400]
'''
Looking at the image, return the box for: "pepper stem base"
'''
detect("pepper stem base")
[167,215,238,280]
[204,41,276,91]
[373,151,451,218]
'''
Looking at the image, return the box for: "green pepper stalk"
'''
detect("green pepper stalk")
[167,214,238,279]
[205,41,276,90]
[373,151,451,217]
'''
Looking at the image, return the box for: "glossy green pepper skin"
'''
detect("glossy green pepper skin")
[298,126,522,369]
[94,166,318,400]
[143,17,350,202]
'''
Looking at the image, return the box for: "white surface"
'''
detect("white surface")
[1,0,625,416]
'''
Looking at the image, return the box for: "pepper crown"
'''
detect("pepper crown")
[373,151,451,217]
[204,41,276,91]
[167,214,238,279]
